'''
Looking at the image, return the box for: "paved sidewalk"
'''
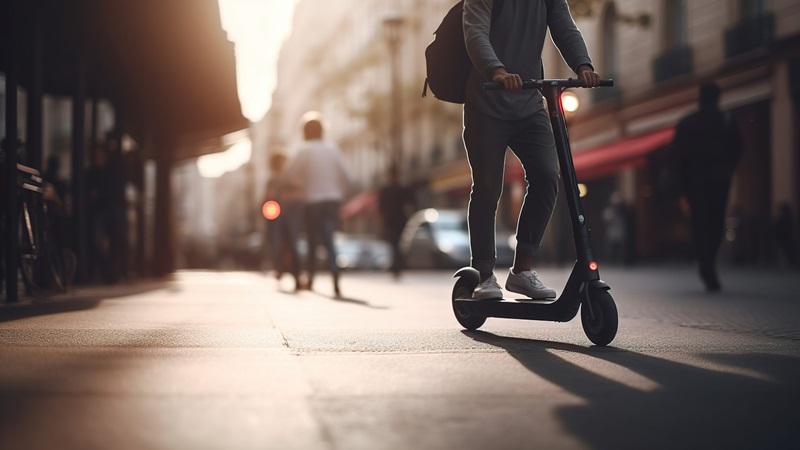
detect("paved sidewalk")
[1,265,799,450]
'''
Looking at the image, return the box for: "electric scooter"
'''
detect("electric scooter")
[452,78,618,346]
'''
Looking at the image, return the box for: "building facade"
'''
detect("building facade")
[260,0,800,265]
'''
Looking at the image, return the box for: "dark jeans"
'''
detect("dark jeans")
[463,103,559,277]
[305,201,341,278]
[687,179,731,287]
[269,202,302,279]
[386,226,405,276]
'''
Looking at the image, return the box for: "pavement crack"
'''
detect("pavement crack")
[279,330,291,348]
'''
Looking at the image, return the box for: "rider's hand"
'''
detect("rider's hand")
[577,65,600,88]
[491,68,523,91]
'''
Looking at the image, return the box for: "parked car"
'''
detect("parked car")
[297,232,392,271]
[334,233,392,271]
[399,208,515,269]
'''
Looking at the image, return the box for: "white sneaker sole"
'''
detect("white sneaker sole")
[505,282,556,300]
[472,289,503,300]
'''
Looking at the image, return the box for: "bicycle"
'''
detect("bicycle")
[2,163,76,298]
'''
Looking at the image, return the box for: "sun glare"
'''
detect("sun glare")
[197,138,252,178]
[200,1,295,178]
[217,0,296,123]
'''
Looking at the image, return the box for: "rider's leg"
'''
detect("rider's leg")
[508,106,559,272]
[463,104,515,281]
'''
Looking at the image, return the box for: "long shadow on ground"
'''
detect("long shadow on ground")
[465,330,800,450]
[0,279,173,323]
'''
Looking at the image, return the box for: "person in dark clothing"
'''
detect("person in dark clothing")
[265,152,303,291]
[86,144,122,282]
[377,164,415,279]
[44,155,70,211]
[463,0,600,300]
[671,82,743,292]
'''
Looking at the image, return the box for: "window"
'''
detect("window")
[652,0,692,82]
[595,2,620,102]
[725,0,773,57]
[738,0,765,19]
[664,0,688,49]
[601,3,619,75]
[413,223,432,241]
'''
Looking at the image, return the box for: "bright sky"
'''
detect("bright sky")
[218,0,296,123]
[198,0,294,178]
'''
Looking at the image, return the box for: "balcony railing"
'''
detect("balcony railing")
[652,46,693,83]
[724,12,774,58]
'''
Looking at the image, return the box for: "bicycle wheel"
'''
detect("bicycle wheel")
[32,202,70,293]
[35,242,67,291]
[18,201,39,293]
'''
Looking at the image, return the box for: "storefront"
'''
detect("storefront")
[2,0,246,301]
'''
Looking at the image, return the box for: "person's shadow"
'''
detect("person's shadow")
[300,289,389,310]
[464,330,800,449]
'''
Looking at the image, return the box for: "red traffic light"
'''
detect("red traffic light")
[262,200,281,220]
[588,261,599,271]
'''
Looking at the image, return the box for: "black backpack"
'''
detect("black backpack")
[422,0,548,104]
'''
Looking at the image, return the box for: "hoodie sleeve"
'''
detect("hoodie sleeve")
[463,0,505,80]
[547,0,593,74]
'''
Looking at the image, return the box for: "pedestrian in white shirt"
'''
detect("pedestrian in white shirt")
[284,113,354,297]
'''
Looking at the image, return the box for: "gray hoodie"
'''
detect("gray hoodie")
[463,0,593,119]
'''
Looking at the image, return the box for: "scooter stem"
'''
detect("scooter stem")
[542,85,598,277]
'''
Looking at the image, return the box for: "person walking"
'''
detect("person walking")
[265,152,303,291]
[671,82,743,292]
[603,191,629,266]
[284,113,354,297]
[86,144,120,282]
[462,0,600,300]
[377,164,415,279]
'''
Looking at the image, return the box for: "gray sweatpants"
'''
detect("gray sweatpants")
[463,103,559,277]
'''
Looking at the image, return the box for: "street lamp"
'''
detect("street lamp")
[561,91,580,114]
[383,12,405,175]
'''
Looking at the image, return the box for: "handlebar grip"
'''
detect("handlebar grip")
[483,79,614,90]
[483,81,541,90]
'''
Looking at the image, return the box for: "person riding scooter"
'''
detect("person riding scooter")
[462,0,601,299]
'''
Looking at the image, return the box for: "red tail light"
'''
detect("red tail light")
[262,200,281,220]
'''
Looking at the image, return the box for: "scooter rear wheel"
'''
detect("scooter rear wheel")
[452,274,486,330]
[581,288,618,346]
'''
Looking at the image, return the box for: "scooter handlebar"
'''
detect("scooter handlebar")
[483,78,614,90]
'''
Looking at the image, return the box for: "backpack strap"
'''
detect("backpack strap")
[422,0,507,99]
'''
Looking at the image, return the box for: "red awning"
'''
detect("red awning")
[340,190,378,219]
[573,127,675,180]
[502,127,674,182]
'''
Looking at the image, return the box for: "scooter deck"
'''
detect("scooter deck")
[457,297,557,305]
[453,296,580,322]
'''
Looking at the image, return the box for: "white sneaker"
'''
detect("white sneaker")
[472,273,503,300]
[505,269,556,299]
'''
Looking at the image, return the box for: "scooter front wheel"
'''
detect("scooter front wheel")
[581,288,618,346]
[452,269,486,330]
